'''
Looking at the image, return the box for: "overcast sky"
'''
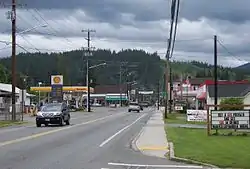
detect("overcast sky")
[0,0,249,67]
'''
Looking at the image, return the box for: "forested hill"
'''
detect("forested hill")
[0,49,249,90]
[0,49,164,90]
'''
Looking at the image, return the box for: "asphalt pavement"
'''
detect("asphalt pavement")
[0,107,205,169]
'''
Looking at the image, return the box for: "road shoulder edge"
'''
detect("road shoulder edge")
[131,125,145,152]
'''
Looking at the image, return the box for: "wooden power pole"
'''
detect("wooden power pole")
[11,0,17,120]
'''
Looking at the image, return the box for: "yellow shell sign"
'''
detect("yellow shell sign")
[51,75,63,85]
[53,76,61,84]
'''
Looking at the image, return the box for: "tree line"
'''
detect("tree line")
[0,49,249,91]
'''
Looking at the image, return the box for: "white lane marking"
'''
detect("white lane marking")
[0,112,125,147]
[99,113,146,147]
[0,113,104,134]
[0,125,35,134]
[108,162,204,168]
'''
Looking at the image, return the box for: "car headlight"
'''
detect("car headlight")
[55,112,61,116]
[37,112,43,116]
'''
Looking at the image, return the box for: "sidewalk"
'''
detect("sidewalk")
[135,109,168,158]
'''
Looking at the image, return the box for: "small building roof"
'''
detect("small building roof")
[94,84,127,94]
[189,78,213,85]
[208,83,250,98]
[0,83,35,97]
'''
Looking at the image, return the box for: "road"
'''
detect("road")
[0,107,203,169]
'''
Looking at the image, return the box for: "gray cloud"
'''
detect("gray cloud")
[16,0,250,23]
[0,0,249,68]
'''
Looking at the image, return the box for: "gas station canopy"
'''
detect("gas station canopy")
[30,86,94,93]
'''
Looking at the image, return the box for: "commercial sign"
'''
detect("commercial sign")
[186,109,207,122]
[51,75,63,85]
[51,75,63,102]
[175,106,183,111]
[211,110,250,129]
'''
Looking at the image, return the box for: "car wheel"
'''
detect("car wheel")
[137,110,140,113]
[65,115,70,125]
[65,120,70,125]
[59,117,64,126]
[65,118,70,125]
[36,122,41,127]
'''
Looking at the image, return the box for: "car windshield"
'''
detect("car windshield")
[42,104,61,112]
[130,103,138,106]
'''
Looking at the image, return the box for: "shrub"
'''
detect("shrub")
[220,97,244,110]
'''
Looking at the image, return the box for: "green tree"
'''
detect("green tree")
[0,49,250,90]
[0,64,9,83]
[220,97,244,110]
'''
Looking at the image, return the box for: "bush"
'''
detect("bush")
[219,97,244,110]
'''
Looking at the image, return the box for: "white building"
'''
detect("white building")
[196,81,250,110]
[0,83,35,106]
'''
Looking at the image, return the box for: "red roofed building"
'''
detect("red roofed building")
[196,80,250,109]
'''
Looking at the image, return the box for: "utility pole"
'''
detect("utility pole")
[214,35,218,110]
[180,74,183,100]
[186,75,190,108]
[11,0,17,121]
[21,76,27,121]
[157,81,160,110]
[169,63,173,113]
[164,38,171,119]
[119,64,122,106]
[82,29,95,112]
[164,61,169,118]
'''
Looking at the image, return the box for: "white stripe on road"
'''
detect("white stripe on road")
[108,162,204,168]
[0,113,99,134]
[0,125,35,134]
[99,113,146,147]
[0,112,125,148]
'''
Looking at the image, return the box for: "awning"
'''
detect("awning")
[105,97,128,101]
[105,95,128,101]
[196,92,206,99]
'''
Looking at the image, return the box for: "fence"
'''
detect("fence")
[0,103,22,121]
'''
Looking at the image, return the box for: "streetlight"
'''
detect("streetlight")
[89,62,106,69]
[86,62,106,112]
[38,82,42,105]
[0,24,48,46]
[17,24,48,35]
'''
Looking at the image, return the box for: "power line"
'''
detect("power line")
[169,0,180,58]
[95,37,212,44]
[0,47,10,51]
[32,8,78,48]
[18,33,41,52]
[165,0,176,59]
[16,12,47,36]
[217,38,245,62]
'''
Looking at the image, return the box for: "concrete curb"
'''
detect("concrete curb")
[131,117,169,159]
[168,142,220,168]
[131,125,145,152]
